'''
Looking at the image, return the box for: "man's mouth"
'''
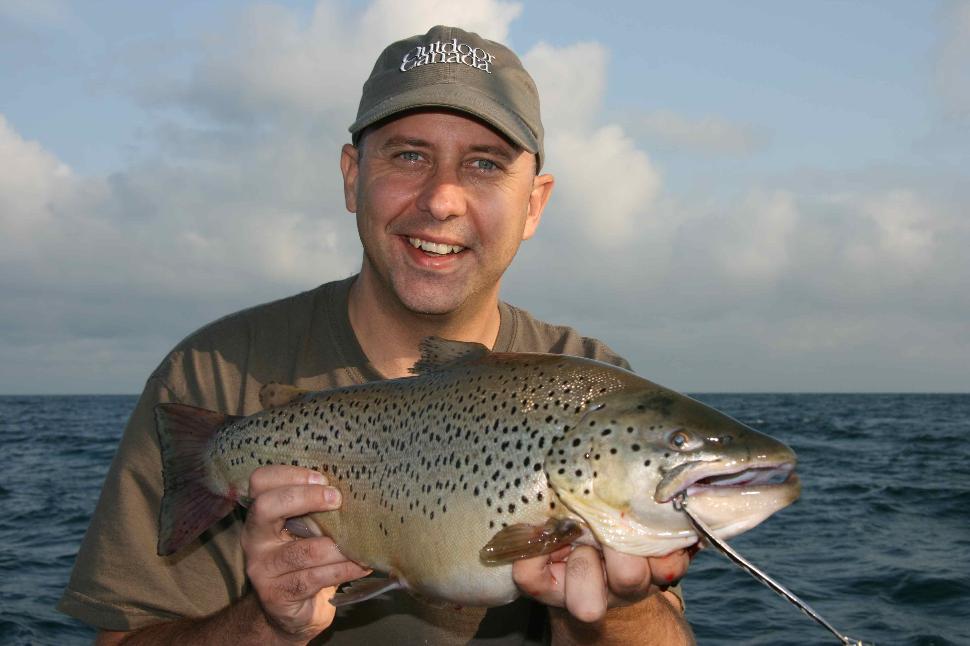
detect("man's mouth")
[408,237,466,256]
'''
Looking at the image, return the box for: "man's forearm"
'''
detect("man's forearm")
[549,591,695,646]
[96,592,309,646]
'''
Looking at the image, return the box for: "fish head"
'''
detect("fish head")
[545,388,800,555]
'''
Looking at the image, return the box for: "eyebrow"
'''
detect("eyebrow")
[378,136,431,152]
[468,144,517,162]
[378,137,517,161]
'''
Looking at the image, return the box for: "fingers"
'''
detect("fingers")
[563,546,608,623]
[603,546,651,599]
[603,547,691,604]
[245,476,340,544]
[648,549,691,588]
[513,545,609,623]
[239,466,368,641]
[262,541,372,599]
[249,465,328,497]
[512,546,570,604]
[514,540,694,625]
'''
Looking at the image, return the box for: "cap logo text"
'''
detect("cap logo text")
[400,39,495,74]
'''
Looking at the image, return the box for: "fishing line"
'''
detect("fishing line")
[673,493,870,646]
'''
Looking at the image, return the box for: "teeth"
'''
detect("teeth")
[408,237,465,255]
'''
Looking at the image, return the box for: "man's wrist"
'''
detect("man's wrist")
[548,593,695,646]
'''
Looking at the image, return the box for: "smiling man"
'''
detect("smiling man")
[59,26,694,645]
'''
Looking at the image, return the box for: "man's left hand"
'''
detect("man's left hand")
[512,545,690,622]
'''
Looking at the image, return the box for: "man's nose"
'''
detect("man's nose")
[416,166,467,221]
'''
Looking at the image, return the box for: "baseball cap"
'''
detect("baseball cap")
[349,25,544,170]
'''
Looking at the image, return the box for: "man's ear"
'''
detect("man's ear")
[340,143,360,213]
[522,172,555,241]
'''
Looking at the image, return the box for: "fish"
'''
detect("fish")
[155,337,800,608]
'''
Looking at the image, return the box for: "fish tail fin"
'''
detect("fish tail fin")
[154,403,237,556]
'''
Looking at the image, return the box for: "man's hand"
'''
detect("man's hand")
[512,544,690,622]
[241,465,371,643]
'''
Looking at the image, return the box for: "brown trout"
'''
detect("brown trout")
[155,338,800,607]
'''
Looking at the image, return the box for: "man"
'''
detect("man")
[59,26,694,644]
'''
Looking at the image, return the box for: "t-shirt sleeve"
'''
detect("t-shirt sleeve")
[57,374,248,630]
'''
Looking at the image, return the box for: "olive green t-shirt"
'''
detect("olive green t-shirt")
[57,276,652,643]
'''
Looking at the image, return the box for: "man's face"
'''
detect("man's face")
[341,110,554,317]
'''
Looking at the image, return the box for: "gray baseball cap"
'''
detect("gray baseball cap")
[349,25,544,170]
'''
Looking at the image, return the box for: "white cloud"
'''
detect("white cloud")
[544,126,661,245]
[2,0,969,392]
[360,0,521,44]
[0,0,527,393]
[523,41,662,245]
[524,41,606,131]
[681,190,799,289]
[144,0,522,124]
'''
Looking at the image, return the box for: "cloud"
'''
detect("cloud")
[0,0,527,393]
[625,110,765,155]
[0,111,362,392]
[523,41,662,245]
[2,0,968,392]
[139,0,522,125]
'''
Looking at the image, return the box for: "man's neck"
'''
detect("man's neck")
[347,272,502,379]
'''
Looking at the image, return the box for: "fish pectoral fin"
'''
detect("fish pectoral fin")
[258,383,311,409]
[479,518,585,565]
[330,575,403,607]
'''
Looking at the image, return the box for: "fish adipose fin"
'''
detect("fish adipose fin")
[331,575,404,607]
[479,518,585,565]
[155,403,239,556]
[259,383,311,409]
[410,337,490,375]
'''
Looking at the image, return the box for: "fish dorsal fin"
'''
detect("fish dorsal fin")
[258,383,311,410]
[409,337,490,375]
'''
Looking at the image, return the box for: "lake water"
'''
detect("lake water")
[1,393,967,645]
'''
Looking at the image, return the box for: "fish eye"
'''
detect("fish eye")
[669,430,695,451]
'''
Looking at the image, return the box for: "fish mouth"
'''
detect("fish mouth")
[655,461,798,503]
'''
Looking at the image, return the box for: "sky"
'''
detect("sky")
[1,0,968,394]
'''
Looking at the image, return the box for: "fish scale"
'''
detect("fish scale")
[156,337,800,607]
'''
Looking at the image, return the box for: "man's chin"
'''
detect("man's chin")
[392,283,477,319]
[397,296,465,318]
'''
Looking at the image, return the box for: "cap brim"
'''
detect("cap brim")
[349,83,540,156]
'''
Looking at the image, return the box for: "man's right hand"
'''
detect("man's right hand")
[241,465,371,643]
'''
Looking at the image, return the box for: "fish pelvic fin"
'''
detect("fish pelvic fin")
[410,337,490,375]
[479,518,585,565]
[154,403,238,556]
[258,382,312,409]
[330,575,403,607]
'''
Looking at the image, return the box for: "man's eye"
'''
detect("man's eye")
[399,151,422,162]
[473,159,497,171]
